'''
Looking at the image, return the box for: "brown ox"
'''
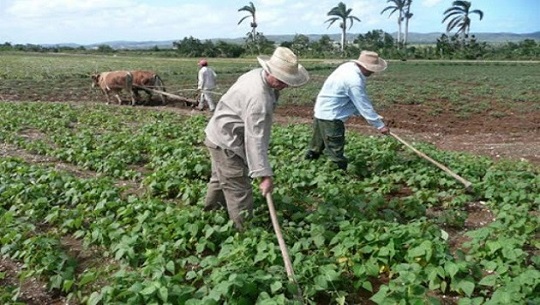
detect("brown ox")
[131,70,167,105]
[91,71,136,105]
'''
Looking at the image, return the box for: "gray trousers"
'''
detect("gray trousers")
[204,140,253,230]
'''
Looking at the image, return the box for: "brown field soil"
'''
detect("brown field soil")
[2,78,539,165]
[0,90,538,303]
[172,99,539,166]
[273,103,540,166]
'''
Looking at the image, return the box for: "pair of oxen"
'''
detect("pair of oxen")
[91,70,166,105]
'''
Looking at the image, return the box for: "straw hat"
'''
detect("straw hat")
[257,47,309,87]
[353,51,387,73]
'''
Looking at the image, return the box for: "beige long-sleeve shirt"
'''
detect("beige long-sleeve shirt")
[204,68,278,178]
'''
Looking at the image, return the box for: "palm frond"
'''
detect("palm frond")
[347,16,361,29]
[471,9,484,20]
[237,15,250,25]
[325,17,339,29]
[381,7,400,16]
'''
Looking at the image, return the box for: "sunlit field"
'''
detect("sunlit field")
[0,53,538,304]
[1,53,538,114]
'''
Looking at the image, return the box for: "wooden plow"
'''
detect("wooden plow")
[133,85,199,107]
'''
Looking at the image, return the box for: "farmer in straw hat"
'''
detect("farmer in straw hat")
[305,50,390,171]
[203,47,309,230]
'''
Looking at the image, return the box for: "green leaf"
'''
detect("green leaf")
[458,280,475,297]
[63,279,74,292]
[270,281,282,294]
[362,281,373,292]
[79,271,97,286]
[445,261,459,278]
[88,292,103,305]
[158,287,169,302]
[313,234,325,247]
[440,229,449,241]
[165,260,175,273]
[370,285,389,304]
[408,245,425,257]
[140,284,157,296]
[478,274,497,287]
[314,275,328,290]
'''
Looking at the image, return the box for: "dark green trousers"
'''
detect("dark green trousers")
[305,118,347,170]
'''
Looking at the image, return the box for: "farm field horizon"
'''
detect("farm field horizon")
[0,53,538,304]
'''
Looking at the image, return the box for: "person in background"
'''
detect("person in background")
[203,47,309,230]
[197,59,217,111]
[305,50,390,170]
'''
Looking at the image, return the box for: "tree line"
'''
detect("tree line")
[1,1,538,60]
[1,33,538,61]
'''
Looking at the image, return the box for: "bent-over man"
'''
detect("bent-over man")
[305,50,390,170]
[203,47,309,230]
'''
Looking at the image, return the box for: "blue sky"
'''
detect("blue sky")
[1,0,538,45]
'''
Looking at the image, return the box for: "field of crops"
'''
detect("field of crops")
[0,53,539,304]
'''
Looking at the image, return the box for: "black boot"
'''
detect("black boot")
[305,150,320,160]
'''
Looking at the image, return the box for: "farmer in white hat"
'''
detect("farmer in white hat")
[203,47,309,230]
[305,50,390,171]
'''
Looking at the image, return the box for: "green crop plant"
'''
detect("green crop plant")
[0,53,538,304]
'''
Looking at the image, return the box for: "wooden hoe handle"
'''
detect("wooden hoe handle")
[265,193,304,302]
[390,132,473,189]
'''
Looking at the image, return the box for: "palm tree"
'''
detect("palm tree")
[381,0,406,47]
[442,1,484,40]
[238,2,258,47]
[325,2,361,52]
[403,0,413,46]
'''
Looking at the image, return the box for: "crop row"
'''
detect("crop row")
[0,101,538,304]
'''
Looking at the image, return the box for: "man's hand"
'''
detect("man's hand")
[259,176,274,196]
[379,126,390,135]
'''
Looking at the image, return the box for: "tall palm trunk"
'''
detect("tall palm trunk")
[403,1,412,46]
[397,15,402,48]
[340,23,346,52]
[403,14,410,45]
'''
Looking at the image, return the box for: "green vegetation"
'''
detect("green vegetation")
[0,53,538,114]
[0,53,538,304]
[0,101,538,304]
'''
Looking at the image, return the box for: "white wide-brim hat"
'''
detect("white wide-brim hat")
[257,47,310,87]
[353,50,388,73]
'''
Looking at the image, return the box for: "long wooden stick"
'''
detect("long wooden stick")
[390,132,473,189]
[133,85,198,106]
[265,193,303,302]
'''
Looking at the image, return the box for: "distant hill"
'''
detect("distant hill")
[46,31,540,50]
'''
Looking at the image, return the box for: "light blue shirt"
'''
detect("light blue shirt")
[314,61,385,129]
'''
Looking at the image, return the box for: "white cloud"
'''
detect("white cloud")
[0,0,534,45]
[421,0,444,8]
[6,0,132,18]
[259,0,287,6]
